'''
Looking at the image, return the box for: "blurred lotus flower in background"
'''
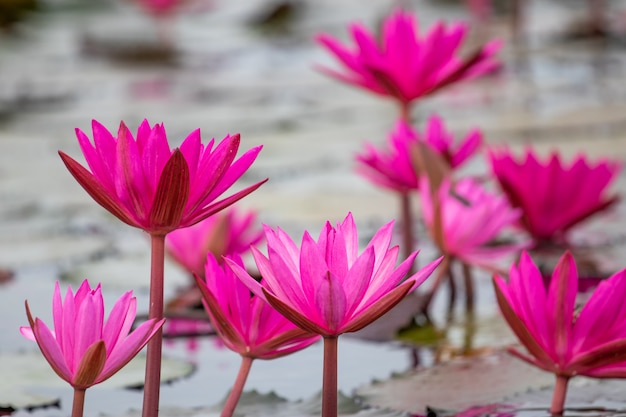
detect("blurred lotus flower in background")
[166,207,264,277]
[60,119,265,236]
[494,251,626,414]
[420,177,526,312]
[226,212,441,417]
[356,116,482,194]
[316,9,501,118]
[489,148,620,245]
[21,280,164,417]
[421,177,524,269]
[196,254,319,417]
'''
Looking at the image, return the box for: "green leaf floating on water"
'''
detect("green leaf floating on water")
[0,351,194,410]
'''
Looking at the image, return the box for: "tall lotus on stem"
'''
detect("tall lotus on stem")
[419,177,526,313]
[59,119,265,417]
[315,9,501,121]
[356,116,482,272]
[226,212,442,417]
[196,254,319,417]
[21,280,164,417]
[494,251,626,415]
[489,147,620,247]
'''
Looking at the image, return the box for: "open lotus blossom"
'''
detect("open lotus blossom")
[316,9,501,113]
[225,212,442,337]
[20,280,164,390]
[494,251,626,414]
[59,119,265,236]
[489,148,621,244]
[166,206,264,277]
[356,116,482,193]
[420,177,525,269]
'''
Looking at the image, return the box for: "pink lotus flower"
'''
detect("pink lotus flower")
[226,212,442,337]
[494,251,626,414]
[316,9,501,109]
[166,207,264,277]
[59,119,266,236]
[489,148,621,244]
[420,177,525,269]
[196,254,319,359]
[356,116,482,193]
[21,280,164,390]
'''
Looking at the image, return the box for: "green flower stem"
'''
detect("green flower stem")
[142,234,166,417]
[221,356,254,417]
[322,336,339,417]
[420,256,451,314]
[550,375,570,415]
[72,388,86,417]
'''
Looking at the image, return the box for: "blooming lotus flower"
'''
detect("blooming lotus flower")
[356,116,482,194]
[489,148,621,244]
[420,177,525,269]
[59,119,265,236]
[166,207,263,277]
[316,9,501,109]
[494,251,626,414]
[196,254,319,359]
[226,212,442,337]
[21,280,164,390]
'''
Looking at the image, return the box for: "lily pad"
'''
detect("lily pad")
[0,351,194,410]
[355,350,554,414]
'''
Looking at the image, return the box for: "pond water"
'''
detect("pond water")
[3,0,626,416]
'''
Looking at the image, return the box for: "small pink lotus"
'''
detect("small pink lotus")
[489,148,620,244]
[316,9,501,114]
[166,207,264,277]
[196,254,319,417]
[21,280,163,417]
[494,251,626,414]
[60,119,265,236]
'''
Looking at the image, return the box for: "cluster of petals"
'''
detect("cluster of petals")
[59,119,265,235]
[21,280,164,390]
[195,254,319,359]
[316,9,501,106]
[166,206,263,277]
[356,116,482,193]
[494,251,626,378]
[226,212,442,337]
[420,177,526,268]
[489,148,621,243]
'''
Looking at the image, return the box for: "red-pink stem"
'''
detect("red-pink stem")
[72,388,86,417]
[142,234,166,417]
[322,336,338,417]
[221,356,254,417]
[400,192,416,274]
[550,375,570,415]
